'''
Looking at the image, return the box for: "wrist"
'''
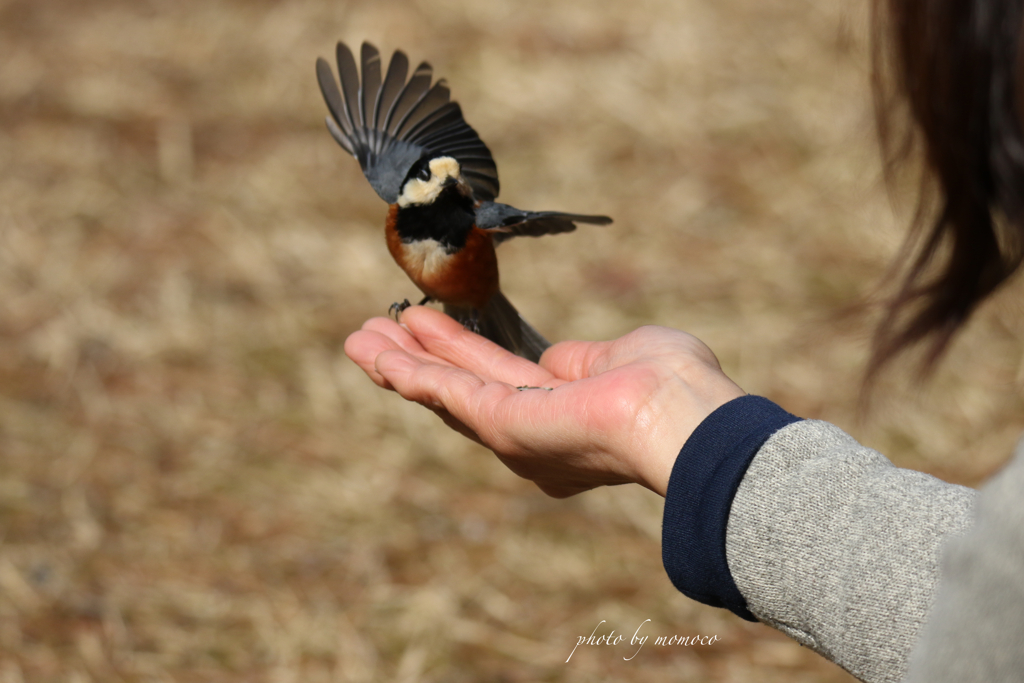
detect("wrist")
[661,395,801,619]
[636,379,746,497]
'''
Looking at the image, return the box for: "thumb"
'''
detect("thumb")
[539,339,611,382]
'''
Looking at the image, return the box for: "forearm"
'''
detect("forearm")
[662,398,977,683]
[727,420,975,682]
[902,441,1024,682]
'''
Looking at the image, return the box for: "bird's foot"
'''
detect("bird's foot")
[389,299,412,320]
[466,310,482,335]
[389,296,432,320]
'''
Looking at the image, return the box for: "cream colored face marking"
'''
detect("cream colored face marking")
[397,156,462,208]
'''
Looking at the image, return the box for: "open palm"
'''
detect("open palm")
[345,307,745,497]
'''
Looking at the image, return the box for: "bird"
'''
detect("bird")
[316,41,612,362]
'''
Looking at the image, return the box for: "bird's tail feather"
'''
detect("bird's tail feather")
[444,292,550,363]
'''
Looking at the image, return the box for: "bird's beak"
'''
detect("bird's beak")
[443,175,473,198]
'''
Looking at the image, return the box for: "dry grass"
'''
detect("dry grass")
[2,0,1024,681]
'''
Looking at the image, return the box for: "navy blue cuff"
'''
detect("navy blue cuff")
[661,395,801,621]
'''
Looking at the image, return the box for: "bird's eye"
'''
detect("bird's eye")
[416,165,432,181]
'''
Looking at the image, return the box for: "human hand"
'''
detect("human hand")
[344,307,745,497]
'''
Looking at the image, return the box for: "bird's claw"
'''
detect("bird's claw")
[389,299,412,320]
[466,310,482,335]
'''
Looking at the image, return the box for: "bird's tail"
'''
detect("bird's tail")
[444,292,550,363]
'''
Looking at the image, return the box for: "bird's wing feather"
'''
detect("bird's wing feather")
[375,49,408,131]
[384,61,433,137]
[359,43,382,132]
[475,202,613,245]
[317,41,500,204]
[393,82,451,139]
[335,43,361,137]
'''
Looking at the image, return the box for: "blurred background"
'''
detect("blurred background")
[2,0,1024,681]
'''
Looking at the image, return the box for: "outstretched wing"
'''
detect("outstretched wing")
[316,42,500,204]
[475,201,613,245]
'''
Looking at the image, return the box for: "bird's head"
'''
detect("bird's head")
[396,156,471,208]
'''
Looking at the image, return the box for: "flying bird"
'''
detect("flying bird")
[316,41,612,362]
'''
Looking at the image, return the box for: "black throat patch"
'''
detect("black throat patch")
[394,186,477,252]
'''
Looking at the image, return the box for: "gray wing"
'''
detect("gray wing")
[316,42,500,204]
[475,201,613,245]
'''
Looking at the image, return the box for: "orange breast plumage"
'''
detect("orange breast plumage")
[385,207,499,309]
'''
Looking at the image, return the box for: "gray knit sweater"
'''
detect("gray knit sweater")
[725,419,1024,682]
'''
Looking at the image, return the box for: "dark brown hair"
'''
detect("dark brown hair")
[869,0,1024,379]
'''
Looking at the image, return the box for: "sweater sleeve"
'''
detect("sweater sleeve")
[903,439,1024,683]
[661,395,801,620]
[724,418,976,683]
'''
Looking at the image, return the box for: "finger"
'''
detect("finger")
[375,349,628,494]
[374,347,494,406]
[399,306,555,386]
[430,406,485,446]
[353,336,485,444]
[361,316,424,351]
[343,329,406,389]
[374,348,520,441]
[361,316,455,366]
[539,339,612,381]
